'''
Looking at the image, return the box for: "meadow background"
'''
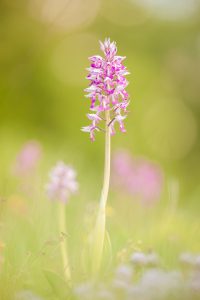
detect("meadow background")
[0,0,200,299]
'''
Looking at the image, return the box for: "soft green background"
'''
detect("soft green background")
[0,0,200,298]
[0,0,200,198]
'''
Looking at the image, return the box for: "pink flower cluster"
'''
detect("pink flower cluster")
[13,141,42,177]
[112,150,164,205]
[46,161,78,203]
[82,38,130,141]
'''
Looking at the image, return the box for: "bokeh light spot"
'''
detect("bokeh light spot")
[29,0,101,32]
[50,33,99,86]
[134,0,198,20]
[101,0,148,27]
[141,99,198,160]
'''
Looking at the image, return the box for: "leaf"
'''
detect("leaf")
[102,230,113,271]
[43,269,70,299]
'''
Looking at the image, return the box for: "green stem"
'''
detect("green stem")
[58,202,71,284]
[92,110,111,274]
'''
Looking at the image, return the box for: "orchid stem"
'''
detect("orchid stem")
[92,110,111,275]
[58,202,71,284]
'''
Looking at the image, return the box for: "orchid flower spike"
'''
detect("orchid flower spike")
[82,38,130,141]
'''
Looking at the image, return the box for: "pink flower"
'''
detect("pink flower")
[112,150,163,205]
[82,38,130,141]
[13,141,42,176]
[46,161,78,203]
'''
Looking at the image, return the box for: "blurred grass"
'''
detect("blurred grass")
[0,176,199,299]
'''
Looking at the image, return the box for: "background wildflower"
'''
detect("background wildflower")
[112,150,164,205]
[13,141,42,177]
[130,251,147,266]
[46,161,78,203]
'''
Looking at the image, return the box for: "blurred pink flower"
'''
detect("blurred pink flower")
[13,141,42,177]
[46,161,78,203]
[112,150,163,205]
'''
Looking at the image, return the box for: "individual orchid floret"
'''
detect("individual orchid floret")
[82,38,130,141]
[110,114,127,135]
[81,125,100,142]
[46,161,78,203]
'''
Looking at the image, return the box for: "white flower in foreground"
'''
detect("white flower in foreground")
[115,264,133,281]
[188,271,200,294]
[195,256,200,269]
[15,290,43,300]
[139,269,183,300]
[130,252,147,266]
[179,252,196,267]
[146,252,160,267]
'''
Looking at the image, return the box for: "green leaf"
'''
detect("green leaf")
[43,269,70,299]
